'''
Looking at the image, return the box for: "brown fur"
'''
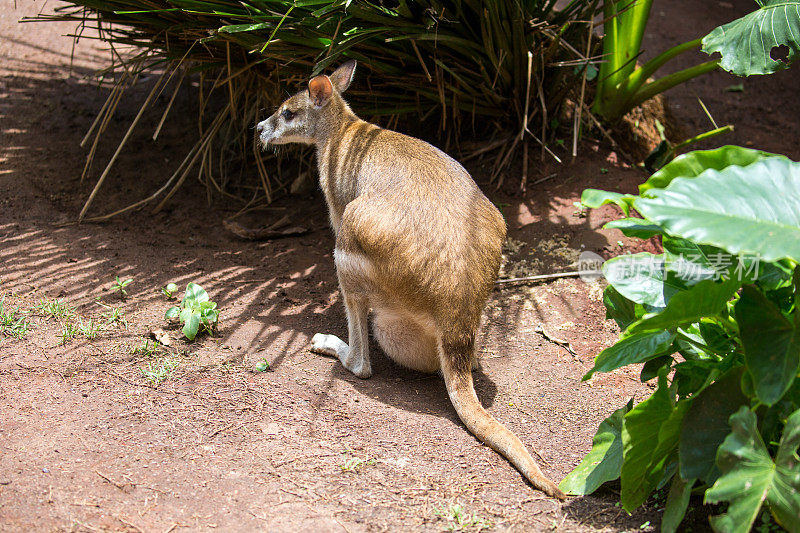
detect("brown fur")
[256,60,564,499]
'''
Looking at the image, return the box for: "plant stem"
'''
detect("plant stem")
[620,59,720,118]
[673,125,734,152]
[616,38,704,108]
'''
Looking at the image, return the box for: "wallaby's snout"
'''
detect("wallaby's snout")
[256,113,283,146]
[256,98,304,147]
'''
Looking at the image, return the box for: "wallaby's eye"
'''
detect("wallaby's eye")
[281,109,296,121]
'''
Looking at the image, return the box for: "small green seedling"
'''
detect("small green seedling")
[165,283,219,340]
[60,321,80,344]
[338,455,376,473]
[111,276,133,298]
[60,317,100,344]
[434,503,492,532]
[77,318,100,340]
[255,359,270,372]
[161,282,178,299]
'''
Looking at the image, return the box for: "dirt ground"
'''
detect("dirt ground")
[1,1,799,532]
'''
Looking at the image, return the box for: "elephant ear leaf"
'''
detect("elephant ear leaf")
[702,0,800,76]
[635,158,800,265]
[704,407,800,533]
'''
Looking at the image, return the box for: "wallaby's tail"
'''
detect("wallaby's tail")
[439,338,565,500]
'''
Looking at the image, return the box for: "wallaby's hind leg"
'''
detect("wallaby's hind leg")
[311,293,371,379]
[311,247,373,378]
[372,312,439,373]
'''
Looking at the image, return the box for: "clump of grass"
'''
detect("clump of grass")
[141,357,180,386]
[132,339,163,357]
[0,297,31,339]
[338,455,376,473]
[97,303,128,329]
[434,503,493,532]
[60,317,101,344]
[78,318,100,339]
[34,298,74,319]
[60,320,80,344]
[32,0,599,220]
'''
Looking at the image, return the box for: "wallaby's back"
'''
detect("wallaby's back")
[323,122,506,329]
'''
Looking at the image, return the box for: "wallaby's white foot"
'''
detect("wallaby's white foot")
[310,333,344,358]
[310,333,372,379]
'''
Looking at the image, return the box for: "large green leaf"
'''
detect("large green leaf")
[581,189,635,215]
[559,401,632,495]
[680,369,749,484]
[702,0,800,76]
[184,282,210,304]
[661,235,727,285]
[583,331,675,380]
[705,407,800,533]
[635,158,800,264]
[621,372,689,511]
[735,284,800,406]
[627,278,741,334]
[183,311,201,340]
[602,285,641,330]
[771,407,800,532]
[604,218,662,239]
[640,146,785,194]
[662,474,695,533]
[603,253,686,308]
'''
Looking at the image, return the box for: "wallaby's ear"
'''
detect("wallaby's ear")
[329,59,357,93]
[308,75,333,107]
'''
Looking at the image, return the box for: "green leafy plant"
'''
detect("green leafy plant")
[111,276,133,298]
[165,283,219,341]
[702,0,800,76]
[161,283,178,299]
[563,146,800,532]
[592,0,720,123]
[594,0,798,123]
[0,297,31,339]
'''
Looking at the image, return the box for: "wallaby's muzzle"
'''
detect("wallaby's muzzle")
[256,117,276,146]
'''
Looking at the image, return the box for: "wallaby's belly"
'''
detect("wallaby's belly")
[371,307,439,373]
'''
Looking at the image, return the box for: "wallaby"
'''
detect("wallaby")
[256,60,564,499]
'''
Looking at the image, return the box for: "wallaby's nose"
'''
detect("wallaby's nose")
[256,121,265,134]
